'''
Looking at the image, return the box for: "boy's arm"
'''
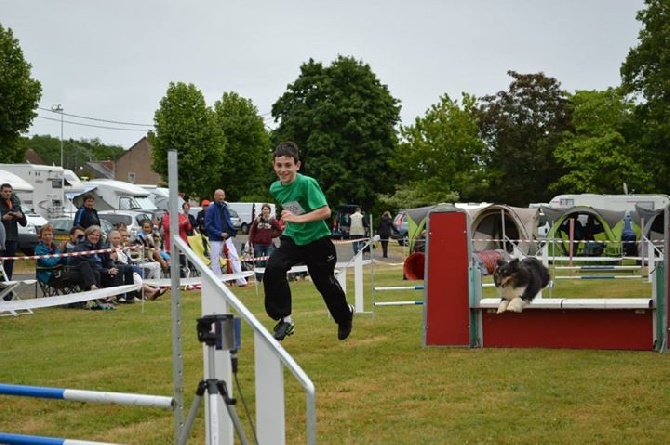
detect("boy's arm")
[281,205,331,224]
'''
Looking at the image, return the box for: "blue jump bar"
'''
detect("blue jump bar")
[0,383,65,400]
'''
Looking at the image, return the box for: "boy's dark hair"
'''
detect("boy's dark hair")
[82,193,95,201]
[273,141,300,161]
[1,183,12,190]
[70,225,85,236]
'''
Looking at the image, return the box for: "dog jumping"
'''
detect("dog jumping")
[493,258,550,314]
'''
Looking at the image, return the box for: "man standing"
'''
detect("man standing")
[349,207,366,255]
[73,193,101,229]
[204,189,247,286]
[195,199,210,257]
[0,183,27,284]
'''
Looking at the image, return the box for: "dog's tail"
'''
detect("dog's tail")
[523,258,551,288]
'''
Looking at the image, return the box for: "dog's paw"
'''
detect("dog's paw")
[507,297,525,313]
[496,300,509,314]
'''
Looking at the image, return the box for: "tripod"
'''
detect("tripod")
[177,315,250,445]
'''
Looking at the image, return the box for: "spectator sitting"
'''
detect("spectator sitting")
[71,225,135,303]
[132,220,168,273]
[36,224,99,292]
[108,230,164,300]
[121,226,160,280]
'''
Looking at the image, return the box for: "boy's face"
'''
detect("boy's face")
[273,155,300,185]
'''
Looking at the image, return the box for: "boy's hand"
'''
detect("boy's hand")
[281,209,298,222]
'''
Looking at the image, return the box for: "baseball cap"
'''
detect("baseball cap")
[201,199,211,206]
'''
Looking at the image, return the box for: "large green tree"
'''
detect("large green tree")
[392,93,486,206]
[476,71,572,206]
[151,82,225,199]
[620,0,670,192]
[0,24,42,162]
[213,92,271,201]
[271,55,401,210]
[553,89,648,194]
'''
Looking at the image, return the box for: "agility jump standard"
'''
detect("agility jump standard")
[422,207,669,351]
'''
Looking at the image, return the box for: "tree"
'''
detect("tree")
[271,55,401,210]
[19,135,124,170]
[150,82,225,199]
[0,24,42,162]
[553,89,649,194]
[620,0,670,192]
[394,93,487,206]
[213,92,271,201]
[476,71,572,206]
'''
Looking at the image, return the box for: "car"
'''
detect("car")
[50,217,115,244]
[188,207,242,232]
[98,210,153,237]
[392,211,409,245]
[17,210,49,255]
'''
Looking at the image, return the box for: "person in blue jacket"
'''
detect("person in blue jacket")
[204,189,247,286]
[35,224,98,291]
[73,193,100,229]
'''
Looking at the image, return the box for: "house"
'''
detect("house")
[114,136,162,185]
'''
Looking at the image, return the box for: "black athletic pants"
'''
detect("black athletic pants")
[263,236,350,325]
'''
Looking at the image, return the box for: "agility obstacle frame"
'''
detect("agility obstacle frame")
[423,207,669,352]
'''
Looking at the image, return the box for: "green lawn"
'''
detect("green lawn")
[1,258,668,444]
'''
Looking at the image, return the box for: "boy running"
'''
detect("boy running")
[264,141,354,341]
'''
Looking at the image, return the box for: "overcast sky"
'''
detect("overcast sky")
[4,0,644,150]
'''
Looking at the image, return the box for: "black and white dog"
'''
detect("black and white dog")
[493,258,550,314]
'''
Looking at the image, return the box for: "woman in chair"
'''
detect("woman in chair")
[36,224,99,293]
[72,225,135,302]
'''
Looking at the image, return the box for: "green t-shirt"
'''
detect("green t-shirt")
[270,173,332,246]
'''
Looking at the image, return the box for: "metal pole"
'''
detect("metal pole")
[52,104,64,167]
[168,149,185,441]
[60,109,64,167]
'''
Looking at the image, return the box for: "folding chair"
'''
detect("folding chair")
[0,260,37,316]
[36,265,80,298]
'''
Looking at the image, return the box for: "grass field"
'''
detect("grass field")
[1,254,669,444]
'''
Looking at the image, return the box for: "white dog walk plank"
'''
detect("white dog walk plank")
[0,284,141,315]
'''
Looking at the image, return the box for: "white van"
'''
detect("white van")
[226,202,276,234]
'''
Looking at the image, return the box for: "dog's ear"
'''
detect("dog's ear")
[496,259,506,266]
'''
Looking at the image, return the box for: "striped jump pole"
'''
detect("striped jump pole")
[374,300,423,306]
[374,286,424,291]
[554,275,644,280]
[0,383,174,409]
[0,432,118,445]
[554,265,641,271]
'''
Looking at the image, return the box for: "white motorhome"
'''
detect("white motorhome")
[548,194,670,212]
[136,184,184,210]
[82,179,158,213]
[227,202,277,234]
[0,163,67,219]
[0,169,34,209]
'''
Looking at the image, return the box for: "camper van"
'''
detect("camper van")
[227,202,277,234]
[136,185,185,210]
[0,163,67,219]
[84,179,158,213]
[0,169,34,206]
[548,194,670,212]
